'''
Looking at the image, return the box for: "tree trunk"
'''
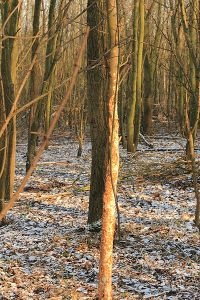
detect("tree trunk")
[87,0,108,225]
[179,0,200,228]
[142,54,153,134]
[142,2,160,135]
[26,0,42,171]
[98,0,119,298]
[126,0,139,152]
[133,0,144,150]
[179,0,199,158]
[0,0,19,217]
[43,0,57,136]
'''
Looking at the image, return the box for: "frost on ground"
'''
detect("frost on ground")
[0,132,199,299]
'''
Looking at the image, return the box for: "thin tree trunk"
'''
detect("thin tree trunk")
[98,0,119,298]
[133,0,144,150]
[143,54,153,134]
[43,0,57,136]
[26,0,42,171]
[126,0,139,152]
[179,0,199,158]
[0,0,19,217]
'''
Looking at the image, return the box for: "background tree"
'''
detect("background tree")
[179,0,199,158]
[126,0,139,153]
[179,0,200,227]
[26,0,42,171]
[127,0,144,152]
[0,0,20,219]
[133,0,144,150]
[43,0,58,135]
[142,0,162,134]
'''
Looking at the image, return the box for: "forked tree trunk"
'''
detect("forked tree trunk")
[98,0,119,298]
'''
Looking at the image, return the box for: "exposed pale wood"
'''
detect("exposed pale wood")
[98,0,119,298]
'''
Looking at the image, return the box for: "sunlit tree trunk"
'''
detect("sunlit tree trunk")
[0,0,20,217]
[98,0,119,298]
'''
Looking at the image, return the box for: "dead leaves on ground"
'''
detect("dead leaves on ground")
[0,134,199,299]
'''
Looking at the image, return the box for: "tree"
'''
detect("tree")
[167,0,200,228]
[98,0,119,298]
[142,0,162,134]
[126,0,139,152]
[26,0,62,169]
[133,0,144,149]
[118,1,132,148]
[179,0,200,228]
[0,0,20,219]
[127,0,144,152]
[43,0,57,135]
[87,0,108,225]
[179,0,199,158]
[26,0,42,171]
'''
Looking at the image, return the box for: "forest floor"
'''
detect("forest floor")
[0,130,199,300]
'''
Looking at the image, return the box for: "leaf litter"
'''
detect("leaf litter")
[0,132,199,299]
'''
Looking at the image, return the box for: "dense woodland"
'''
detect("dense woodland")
[0,1,199,299]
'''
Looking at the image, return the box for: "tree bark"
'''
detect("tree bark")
[0,0,19,217]
[126,0,139,152]
[26,0,42,171]
[43,0,57,136]
[98,0,119,298]
[133,0,144,150]
[87,0,108,225]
